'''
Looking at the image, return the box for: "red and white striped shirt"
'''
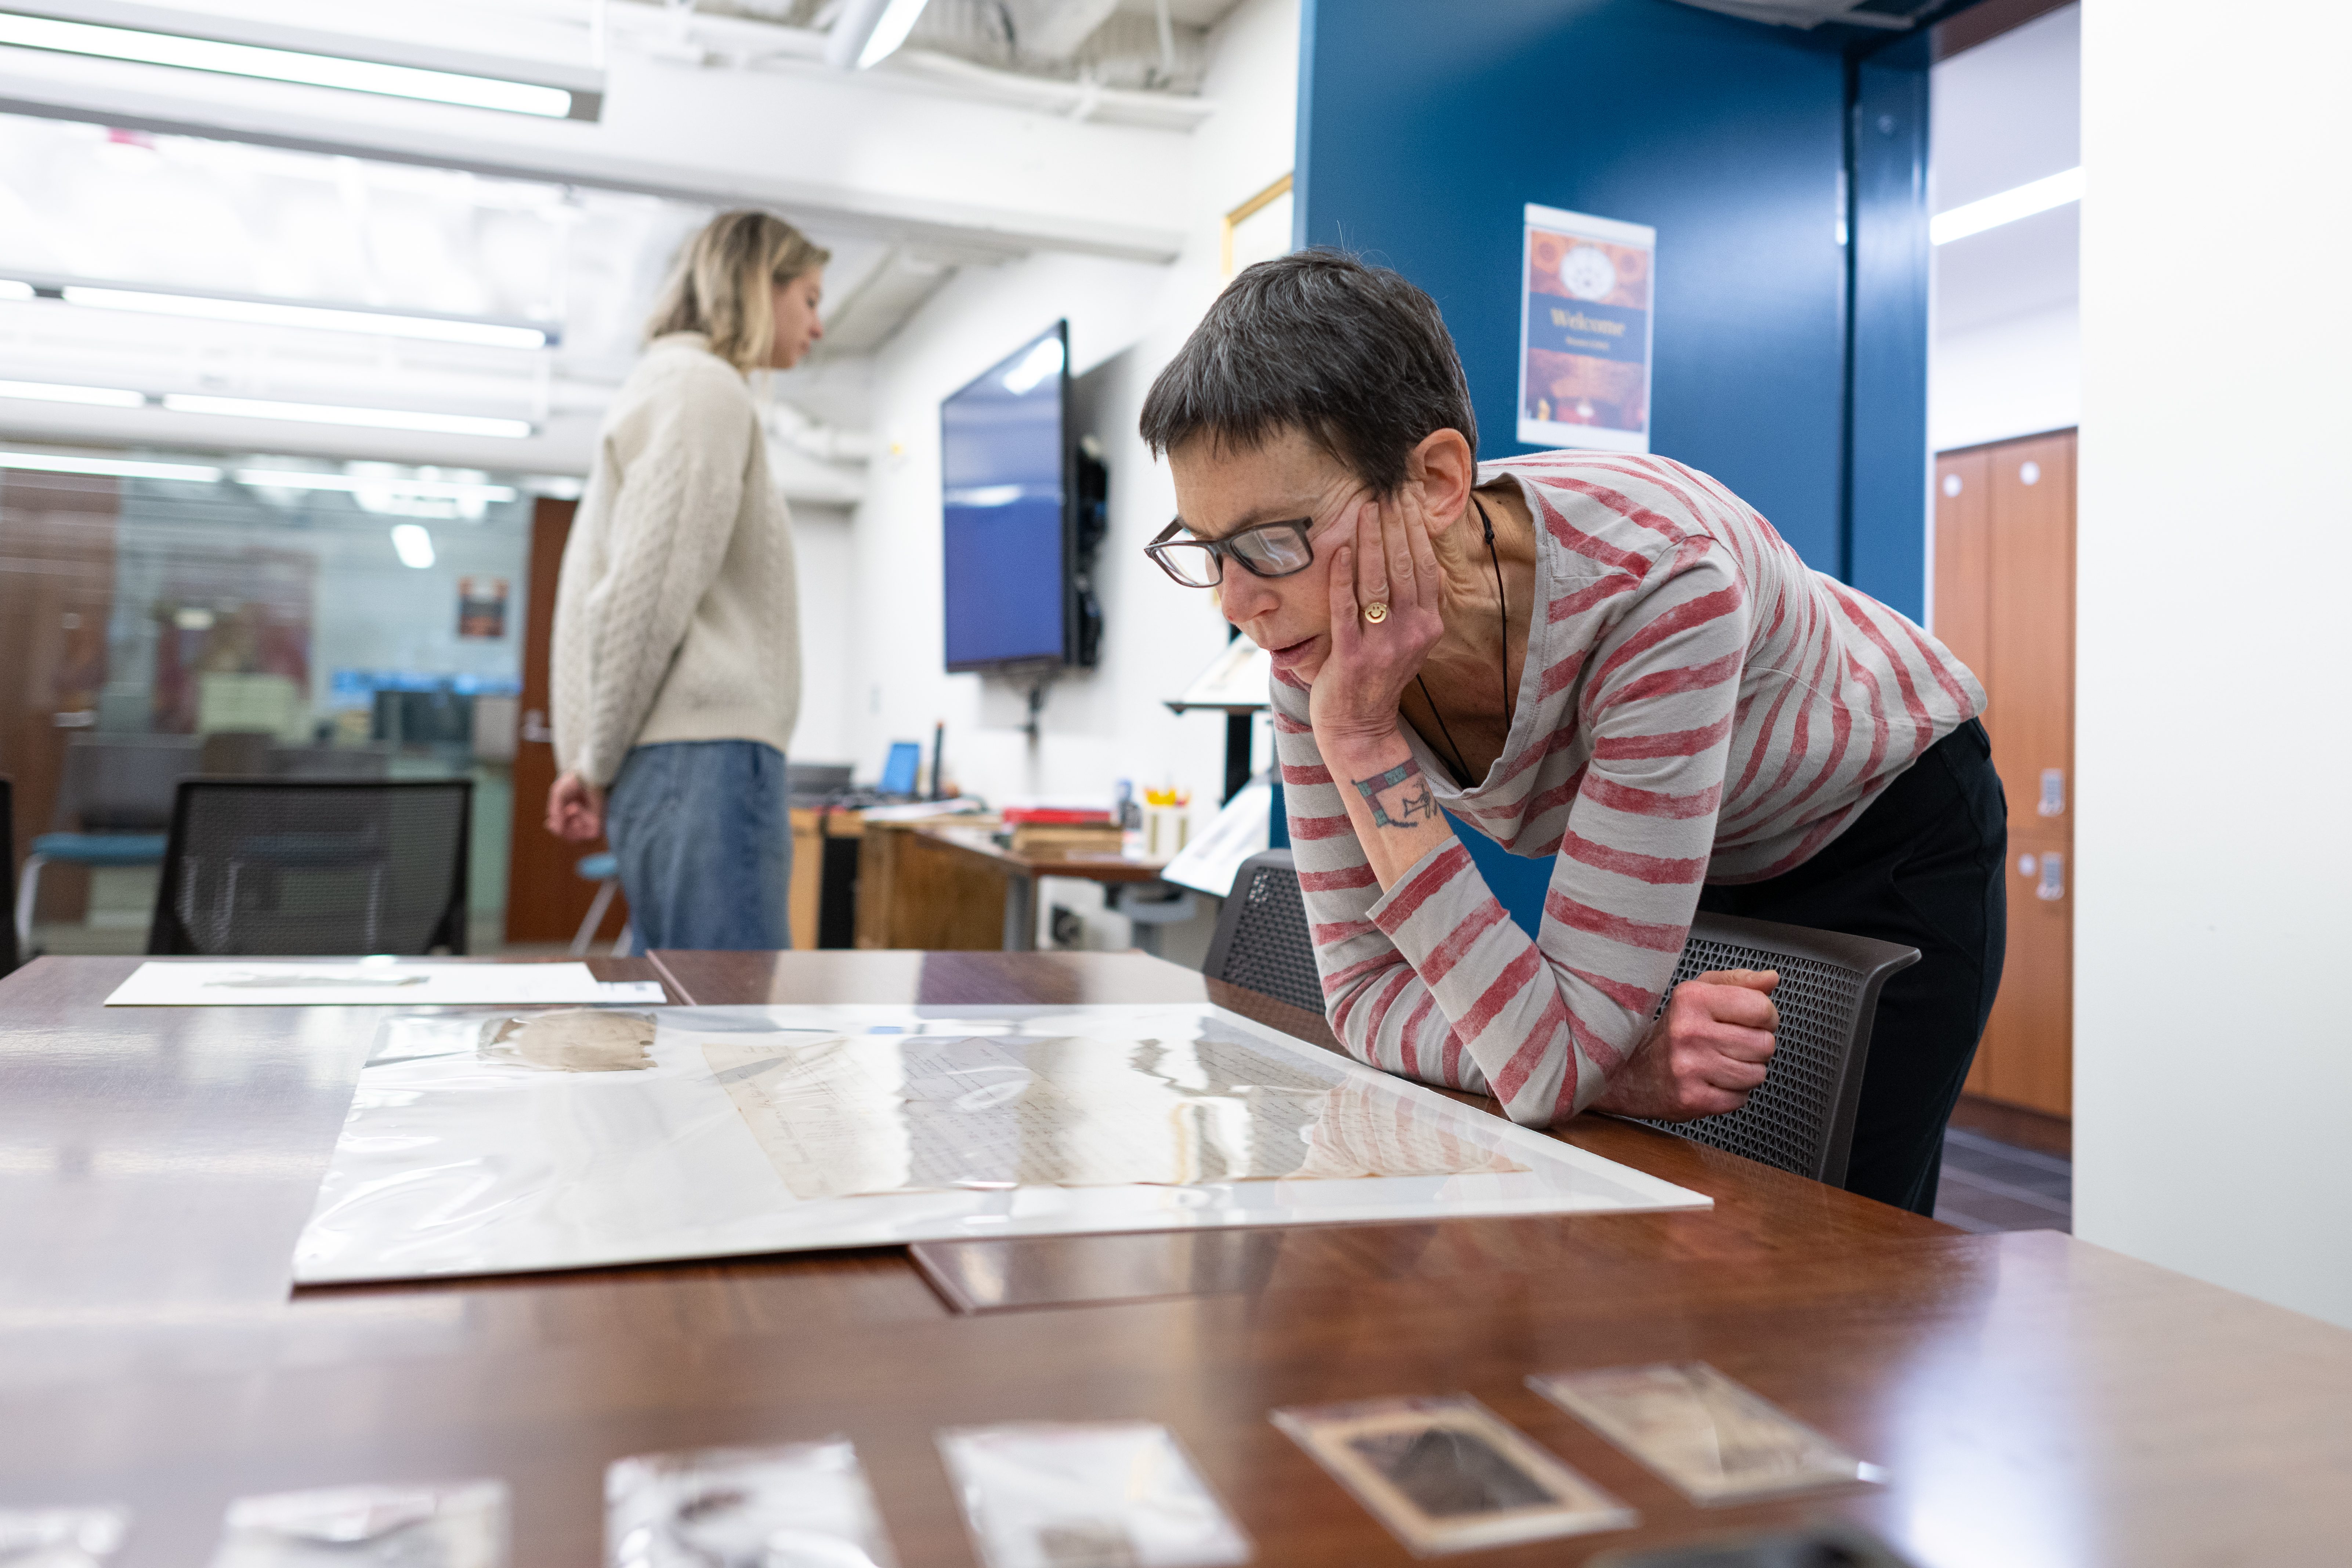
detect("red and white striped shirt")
[1272,452,1983,1127]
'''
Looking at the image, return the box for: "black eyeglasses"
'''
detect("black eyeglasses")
[1145,517,1317,588]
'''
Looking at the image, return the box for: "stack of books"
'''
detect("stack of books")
[1000,805,1123,857]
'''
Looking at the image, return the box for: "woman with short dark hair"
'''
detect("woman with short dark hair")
[1139,250,2001,1214]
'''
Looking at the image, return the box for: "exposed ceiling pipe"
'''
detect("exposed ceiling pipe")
[601,6,1213,128]
[824,0,933,70]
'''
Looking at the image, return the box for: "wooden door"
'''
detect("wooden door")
[1937,430,2074,1118]
[503,497,627,947]
[0,471,121,925]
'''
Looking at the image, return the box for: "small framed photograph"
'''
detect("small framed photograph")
[1271,1395,1634,1556]
[1528,1362,1882,1506]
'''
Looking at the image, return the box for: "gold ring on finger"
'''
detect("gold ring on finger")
[1363,601,1389,624]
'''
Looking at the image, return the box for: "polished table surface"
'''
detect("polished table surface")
[4,951,2350,1565]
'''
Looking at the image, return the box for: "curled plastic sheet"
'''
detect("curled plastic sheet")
[0,1507,129,1567]
[605,1438,896,1568]
[937,1421,1251,1568]
[294,1003,1709,1285]
[206,1480,506,1567]
[1272,1395,1633,1557]
[1528,1362,1884,1506]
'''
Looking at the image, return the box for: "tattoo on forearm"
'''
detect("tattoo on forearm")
[1353,759,1440,829]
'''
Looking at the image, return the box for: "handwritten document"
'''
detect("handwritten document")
[705,1033,1527,1200]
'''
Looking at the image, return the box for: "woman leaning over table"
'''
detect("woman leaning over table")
[544,210,826,949]
[1136,250,2004,1214]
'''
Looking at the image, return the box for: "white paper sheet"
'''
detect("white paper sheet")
[105,960,665,1007]
[292,1003,1710,1285]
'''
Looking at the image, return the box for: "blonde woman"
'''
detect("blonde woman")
[545,210,826,949]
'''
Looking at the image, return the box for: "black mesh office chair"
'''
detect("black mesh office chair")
[1627,913,1918,1186]
[147,779,472,956]
[1204,850,1918,1187]
[1203,849,1324,1015]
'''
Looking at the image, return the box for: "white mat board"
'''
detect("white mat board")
[105,960,665,1007]
[293,1003,1709,1285]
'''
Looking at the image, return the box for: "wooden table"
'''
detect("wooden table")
[5,951,2350,1566]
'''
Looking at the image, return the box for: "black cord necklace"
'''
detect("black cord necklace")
[1414,496,1515,789]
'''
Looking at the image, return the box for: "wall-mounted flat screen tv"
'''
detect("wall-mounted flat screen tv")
[940,320,1073,673]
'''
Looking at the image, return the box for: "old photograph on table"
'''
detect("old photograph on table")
[605,1438,895,1568]
[206,1480,506,1568]
[1528,1362,1880,1506]
[1271,1395,1633,1556]
[293,1003,1708,1285]
[938,1421,1249,1568]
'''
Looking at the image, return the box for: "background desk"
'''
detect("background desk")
[854,820,1172,951]
[4,952,2349,1565]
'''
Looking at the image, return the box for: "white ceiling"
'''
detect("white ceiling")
[1932,4,2078,339]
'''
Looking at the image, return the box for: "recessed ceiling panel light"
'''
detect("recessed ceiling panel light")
[0,279,32,300]
[0,377,147,407]
[1931,166,2083,246]
[0,9,584,118]
[389,522,436,568]
[162,394,532,439]
[61,286,551,348]
[236,468,517,502]
[0,449,220,481]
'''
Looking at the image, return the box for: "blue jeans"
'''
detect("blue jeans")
[605,740,791,950]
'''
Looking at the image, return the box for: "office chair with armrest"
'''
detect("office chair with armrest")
[1205,852,1919,1187]
[148,779,472,956]
[14,735,193,961]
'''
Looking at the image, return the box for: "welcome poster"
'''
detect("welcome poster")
[1517,203,1656,453]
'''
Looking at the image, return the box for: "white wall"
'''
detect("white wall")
[827,0,1299,826]
[1931,299,2078,452]
[2075,2,2352,1325]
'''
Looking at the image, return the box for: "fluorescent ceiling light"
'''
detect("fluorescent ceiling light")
[1932,166,2083,246]
[236,468,517,502]
[0,377,146,408]
[0,279,30,300]
[0,10,576,117]
[825,0,931,69]
[0,449,219,481]
[1001,336,1064,396]
[388,522,435,569]
[161,394,532,439]
[61,286,550,349]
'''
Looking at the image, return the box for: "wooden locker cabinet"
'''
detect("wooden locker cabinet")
[1938,431,2075,1119]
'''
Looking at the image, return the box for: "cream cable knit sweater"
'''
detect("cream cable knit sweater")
[550,332,801,788]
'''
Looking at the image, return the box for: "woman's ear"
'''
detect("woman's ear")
[1407,428,1478,535]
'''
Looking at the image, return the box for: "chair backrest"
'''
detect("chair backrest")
[55,735,199,831]
[1630,912,1919,1186]
[1202,848,1324,1016]
[0,775,16,976]
[1204,853,1916,1186]
[148,779,473,956]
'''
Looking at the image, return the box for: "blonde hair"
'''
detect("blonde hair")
[644,210,831,374]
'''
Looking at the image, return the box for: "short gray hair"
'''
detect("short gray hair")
[1139,249,1477,497]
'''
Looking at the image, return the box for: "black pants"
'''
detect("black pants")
[1697,720,2007,1214]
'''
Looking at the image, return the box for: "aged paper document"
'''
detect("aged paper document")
[705,1032,1528,1199]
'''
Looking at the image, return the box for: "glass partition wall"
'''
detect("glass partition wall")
[0,453,535,953]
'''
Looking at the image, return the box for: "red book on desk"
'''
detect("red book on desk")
[1001,807,1113,825]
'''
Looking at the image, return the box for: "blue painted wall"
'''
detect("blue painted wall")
[1294,0,1930,616]
[1293,0,1932,932]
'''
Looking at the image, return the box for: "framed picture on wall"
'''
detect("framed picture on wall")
[1223,173,1293,280]
[1517,203,1656,453]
